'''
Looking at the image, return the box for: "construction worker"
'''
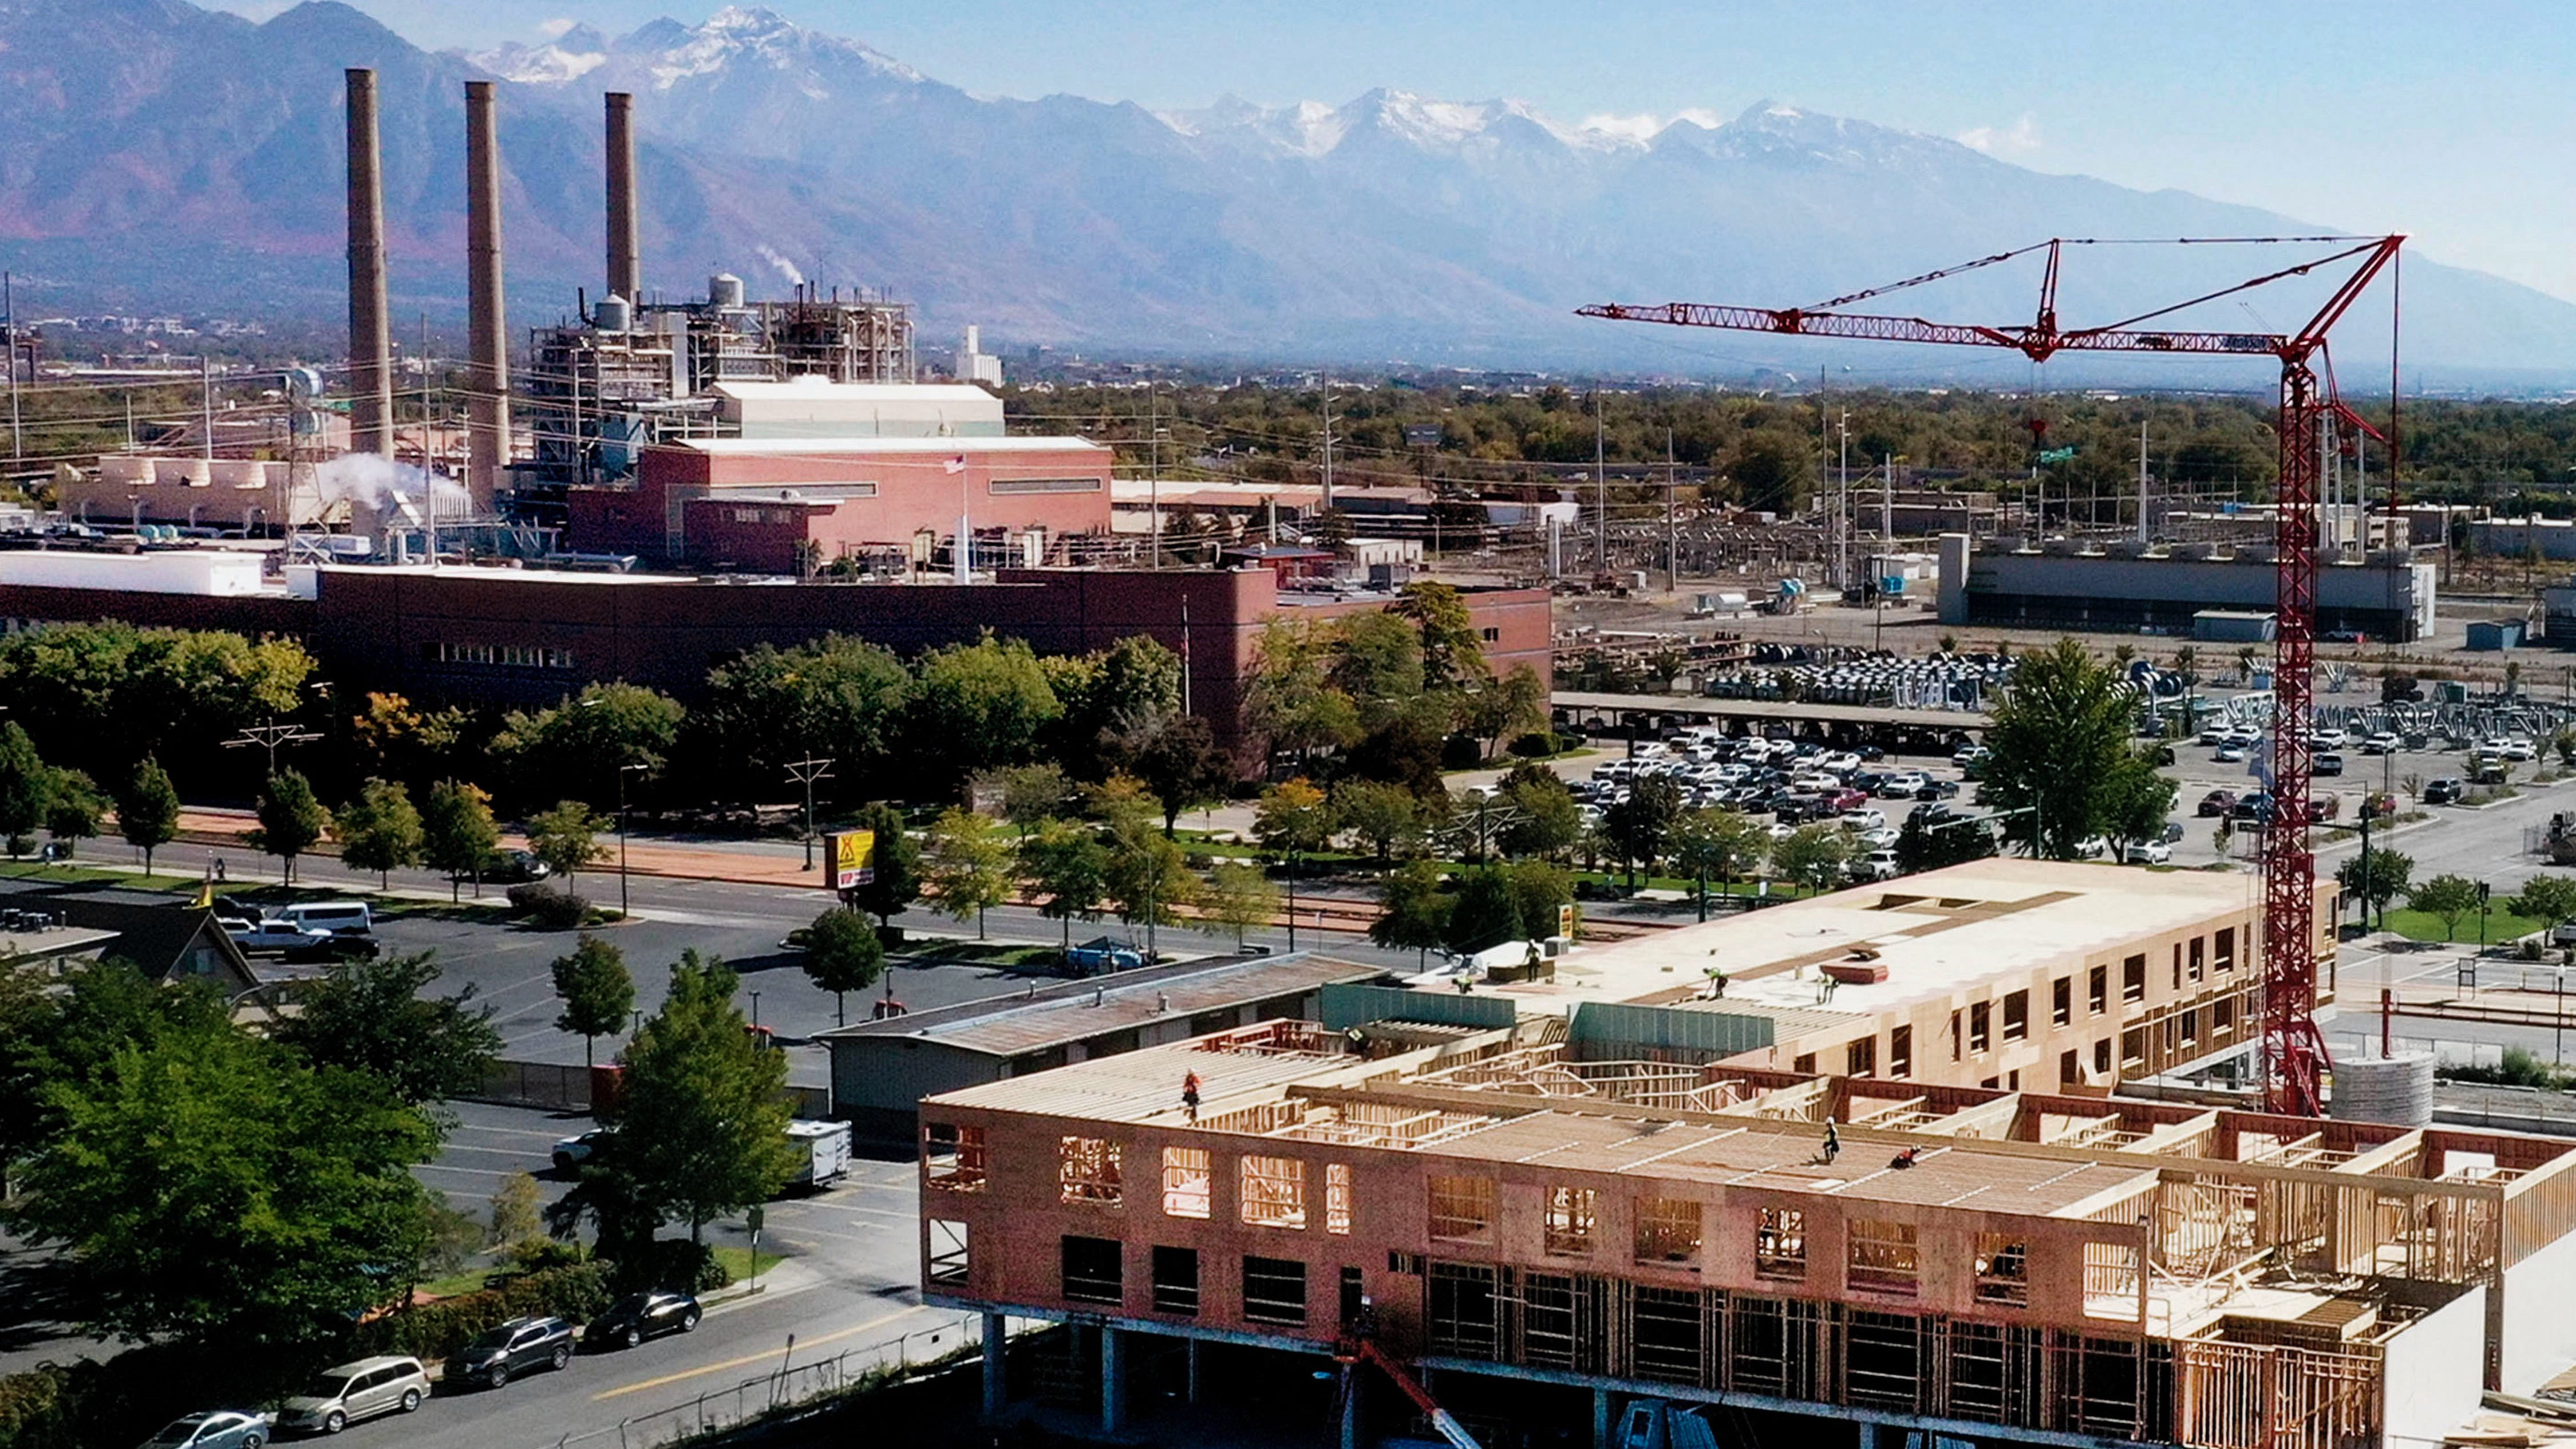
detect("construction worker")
[1889,1146,1922,1170]
[1822,1116,1841,1164]
[1182,1071,1202,1122]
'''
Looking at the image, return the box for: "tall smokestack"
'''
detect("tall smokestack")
[465,80,509,506]
[345,68,393,456]
[605,92,640,304]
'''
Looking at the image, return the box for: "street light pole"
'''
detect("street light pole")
[1285,848,1298,951]
[617,762,647,919]
[784,757,835,870]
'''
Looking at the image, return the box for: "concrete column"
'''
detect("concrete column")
[464,80,511,509]
[1858,1420,1882,1449]
[1185,1336,1201,1403]
[980,1312,1006,1419]
[1100,1325,1126,1437]
[1340,1363,1360,1449]
[343,68,393,456]
[1593,1387,1614,1449]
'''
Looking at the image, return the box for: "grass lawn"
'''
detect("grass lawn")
[2381,906,2546,945]
[0,860,208,892]
[895,939,1059,969]
[415,1265,504,1300]
[713,1245,788,1284]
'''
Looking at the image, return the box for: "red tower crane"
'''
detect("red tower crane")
[1581,235,2404,1116]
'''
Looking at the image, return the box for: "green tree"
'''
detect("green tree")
[1332,779,1425,862]
[994,763,1073,838]
[689,636,911,806]
[527,800,611,894]
[248,768,328,885]
[844,802,920,927]
[609,952,797,1244]
[923,808,1016,939]
[1981,637,2155,859]
[1670,808,1769,903]
[0,721,52,858]
[2407,874,2485,941]
[1443,863,1524,954]
[801,907,886,1026]
[9,1020,438,1344]
[422,779,502,901]
[335,777,424,889]
[1896,810,1994,874]
[2512,873,2576,934]
[2337,850,2416,930]
[116,755,181,878]
[2100,763,2179,862]
[1390,580,1491,690]
[1726,428,1815,514]
[1507,860,1575,943]
[492,683,685,811]
[1245,619,1361,766]
[1253,778,1336,859]
[42,768,101,858]
[1373,859,1453,965]
[550,935,637,1068]
[906,634,1062,777]
[1022,818,1112,951]
[489,1170,547,1265]
[1603,775,1684,887]
[1494,762,1584,860]
[1463,665,1550,760]
[1203,862,1280,947]
[1771,824,1854,895]
[276,950,501,1110]
[1104,811,1200,957]
[1128,714,1234,834]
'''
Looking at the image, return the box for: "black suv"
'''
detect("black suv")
[2424,777,2466,806]
[451,1316,575,1388]
[586,1292,702,1351]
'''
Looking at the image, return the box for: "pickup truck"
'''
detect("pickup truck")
[224,919,379,961]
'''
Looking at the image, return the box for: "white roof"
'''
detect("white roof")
[674,435,1108,456]
[710,380,1000,404]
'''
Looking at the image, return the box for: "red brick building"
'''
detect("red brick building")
[568,436,1117,571]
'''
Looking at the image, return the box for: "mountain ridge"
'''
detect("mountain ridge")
[0,0,2566,383]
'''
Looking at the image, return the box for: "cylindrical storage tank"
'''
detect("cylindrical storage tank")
[155,459,211,488]
[2329,1051,2436,1127]
[593,293,631,333]
[709,273,745,308]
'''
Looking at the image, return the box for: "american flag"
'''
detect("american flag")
[942,455,967,475]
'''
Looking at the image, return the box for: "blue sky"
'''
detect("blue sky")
[218,0,2576,302]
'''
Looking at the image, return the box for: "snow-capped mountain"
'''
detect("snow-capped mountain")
[0,0,2569,380]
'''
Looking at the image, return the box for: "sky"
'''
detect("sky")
[213,0,2576,303]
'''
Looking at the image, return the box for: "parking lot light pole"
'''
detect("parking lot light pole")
[617,762,647,919]
[785,757,835,870]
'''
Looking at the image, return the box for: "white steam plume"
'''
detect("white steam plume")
[314,453,471,524]
[756,245,806,289]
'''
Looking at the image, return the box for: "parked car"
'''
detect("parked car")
[2126,840,2174,865]
[223,919,378,961]
[478,848,553,884]
[586,1291,702,1351]
[2213,744,2245,763]
[2072,836,2108,860]
[552,1128,609,1174]
[1838,808,1886,832]
[2361,732,2401,755]
[2230,793,2277,824]
[2197,789,2239,818]
[451,1316,575,1389]
[208,897,262,929]
[1064,937,1145,974]
[276,901,373,937]
[2313,752,2345,776]
[139,1411,271,1449]
[2424,777,2466,806]
[274,1357,428,1435]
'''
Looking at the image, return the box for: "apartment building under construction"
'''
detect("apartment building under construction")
[915,863,2574,1449]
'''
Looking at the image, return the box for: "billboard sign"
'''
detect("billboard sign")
[827,830,876,890]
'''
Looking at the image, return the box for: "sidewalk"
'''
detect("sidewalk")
[175,806,824,890]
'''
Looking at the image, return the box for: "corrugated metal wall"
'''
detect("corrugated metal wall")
[1319,983,1517,1033]
[1570,1001,1776,1058]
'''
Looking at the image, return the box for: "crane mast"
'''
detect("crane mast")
[1582,235,2403,1115]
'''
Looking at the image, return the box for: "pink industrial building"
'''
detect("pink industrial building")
[568,436,1116,571]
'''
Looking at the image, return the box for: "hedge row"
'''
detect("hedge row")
[347,1261,614,1365]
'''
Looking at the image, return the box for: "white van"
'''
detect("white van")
[279,901,374,937]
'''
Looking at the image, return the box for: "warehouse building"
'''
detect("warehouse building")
[1934,534,2435,642]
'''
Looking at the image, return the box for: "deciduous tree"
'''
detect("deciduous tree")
[1202,862,1280,948]
[843,802,920,927]
[1021,818,1111,951]
[609,952,796,1244]
[2407,874,2484,941]
[923,808,1016,939]
[248,768,328,885]
[335,777,424,889]
[276,949,501,1110]
[42,768,101,859]
[550,935,637,1068]
[527,800,611,893]
[422,779,501,901]
[2337,850,2415,930]
[1372,859,1452,965]
[800,907,885,1026]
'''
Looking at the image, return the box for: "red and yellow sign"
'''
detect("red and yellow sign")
[827,830,876,890]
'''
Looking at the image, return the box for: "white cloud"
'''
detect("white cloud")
[1957,113,2041,156]
[536,17,577,38]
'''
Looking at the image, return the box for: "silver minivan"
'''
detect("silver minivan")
[279,901,373,937]
[275,1356,428,1434]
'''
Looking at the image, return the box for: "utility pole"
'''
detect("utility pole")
[1837,408,1850,591]
[200,353,215,461]
[1319,372,1335,510]
[785,757,836,870]
[615,761,647,919]
[223,719,322,784]
[1147,381,1160,569]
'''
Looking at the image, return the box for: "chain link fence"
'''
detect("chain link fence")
[541,1312,998,1449]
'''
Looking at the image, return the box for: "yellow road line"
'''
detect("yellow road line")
[591,1306,925,1401]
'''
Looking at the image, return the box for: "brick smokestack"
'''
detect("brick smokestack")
[605,92,640,305]
[465,80,509,506]
[344,68,393,456]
